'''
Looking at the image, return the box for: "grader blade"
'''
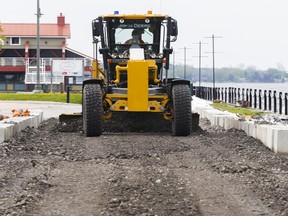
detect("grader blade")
[59,113,82,122]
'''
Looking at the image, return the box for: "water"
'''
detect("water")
[195,82,288,93]
[195,82,288,115]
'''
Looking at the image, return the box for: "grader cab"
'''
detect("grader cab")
[82,11,192,136]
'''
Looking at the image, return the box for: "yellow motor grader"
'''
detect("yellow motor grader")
[82,11,192,136]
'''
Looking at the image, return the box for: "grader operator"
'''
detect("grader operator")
[82,11,192,136]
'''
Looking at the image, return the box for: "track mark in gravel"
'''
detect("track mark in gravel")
[28,161,110,216]
[167,152,273,216]
[104,158,201,216]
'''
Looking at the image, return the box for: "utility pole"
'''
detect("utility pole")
[33,0,43,93]
[192,41,208,96]
[179,46,192,80]
[205,34,222,100]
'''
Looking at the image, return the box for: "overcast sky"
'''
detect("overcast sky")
[1,0,288,70]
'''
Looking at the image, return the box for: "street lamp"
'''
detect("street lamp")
[33,0,43,93]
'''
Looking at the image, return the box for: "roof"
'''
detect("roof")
[1,23,70,38]
[66,47,93,59]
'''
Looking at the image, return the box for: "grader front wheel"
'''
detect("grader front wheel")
[83,84,103,137]
[172,84,192,136]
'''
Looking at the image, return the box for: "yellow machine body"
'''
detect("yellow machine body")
[127,60,149,111]
[103,59,169,116]
[80,12,195,137]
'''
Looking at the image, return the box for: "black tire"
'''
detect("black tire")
[83,84,103,137]
[172,84,192,136]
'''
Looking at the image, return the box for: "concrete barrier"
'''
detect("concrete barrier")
[0,111,43,143]
[192,96,288,156]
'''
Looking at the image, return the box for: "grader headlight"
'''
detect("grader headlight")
[150,52,157,58]
[157,53,164,58]
[110,53,118,58]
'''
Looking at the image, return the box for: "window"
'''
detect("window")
[114,27,153,44]
[10,37,20,45]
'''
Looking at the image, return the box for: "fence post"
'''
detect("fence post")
[279,92,282,114]
[228,87,231,103]
[246,88,249,102]
[264,90,267,111]
[273,91,277,113]
[253,89,257,108]
[224,88,227,103]
[259,89,262,110]
[66,85,71,103]
[268,90,272,111]
[217,88,220,100]
[237,88,240,102]
[233,88,237,104]
[249,89,252,107]
[285,93,288,115]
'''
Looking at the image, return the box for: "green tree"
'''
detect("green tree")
[0,23,6,50]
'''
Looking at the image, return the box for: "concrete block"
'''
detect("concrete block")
[31,110,44,125]
[262,125,288,152]
[0,111,44,143]
[272,126,288,156]
[30,112,43,128]
[265,125,275,150]
[213,114,233,127]
[195,107,212,118]
[247,121,257,137]
[204,110,225,123]
[256,124,271,146]
[224,116,240,130]
[0,124,14,143]
[239,120,253,133]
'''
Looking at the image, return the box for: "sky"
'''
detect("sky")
[1,0,288,70]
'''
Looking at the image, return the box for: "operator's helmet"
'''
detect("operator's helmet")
[132,28,144,36]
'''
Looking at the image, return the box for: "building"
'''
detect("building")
[0,13,92,92]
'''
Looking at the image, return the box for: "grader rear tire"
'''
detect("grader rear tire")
[83,84,103,137]
[172,84,192,136]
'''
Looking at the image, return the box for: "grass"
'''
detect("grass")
[0,93,265,117]
[211,102,265,117]
[0,92,82,104]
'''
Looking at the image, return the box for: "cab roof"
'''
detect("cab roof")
[101,13,168,20]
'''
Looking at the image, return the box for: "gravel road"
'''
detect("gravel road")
[0,115,288,216]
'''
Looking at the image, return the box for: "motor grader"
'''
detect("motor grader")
[82,11,192,136]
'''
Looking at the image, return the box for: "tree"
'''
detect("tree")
[0,23,6,50]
